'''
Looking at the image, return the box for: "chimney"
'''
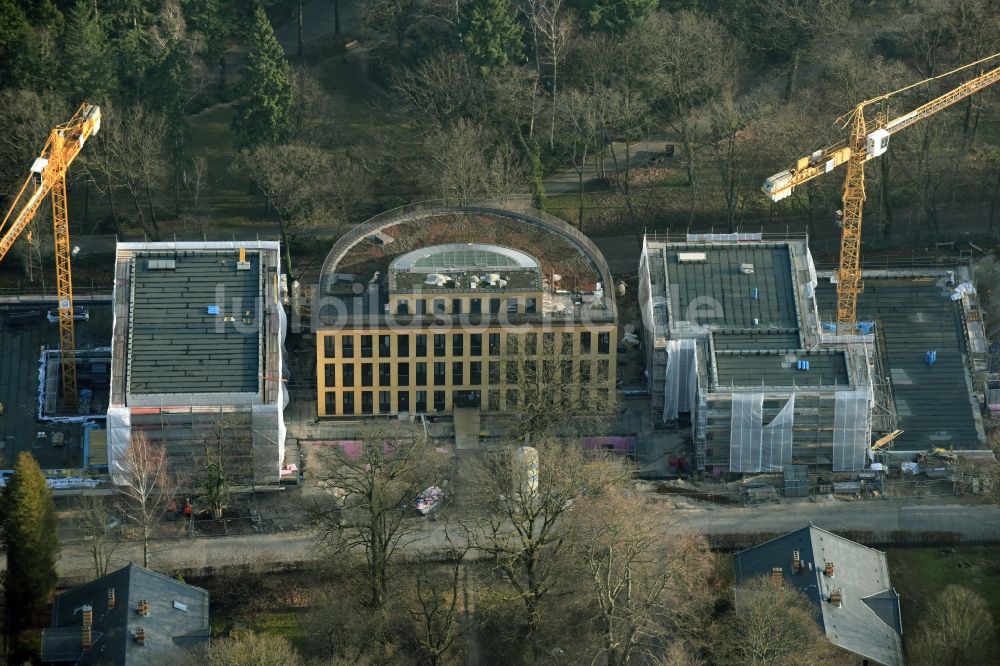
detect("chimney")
[134,627,145,645]
[824,561,835,578]
[107,587,116,610]
[81,605,93,652]
[792,550,802,573]
[137,599,149,616]
[829,588,843,607]
[771,567,783,584]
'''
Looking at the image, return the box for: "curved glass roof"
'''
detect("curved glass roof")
[391,244,539,272]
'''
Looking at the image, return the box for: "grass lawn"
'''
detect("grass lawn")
[886,546,1000,652]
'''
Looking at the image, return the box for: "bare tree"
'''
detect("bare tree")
[575,492,718,666]
[307,423,450,610]
[714,576,844,666]
[420,120,526,204]
[909,585,995,666]
[116,431,176,569]
[558,87,600,231]
[467,437,629,660]
[75,494,122,578]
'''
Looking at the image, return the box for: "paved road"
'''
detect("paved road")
[26,498,1000,580]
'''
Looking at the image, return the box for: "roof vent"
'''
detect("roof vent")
[740,263,755,275]
[236,247,250,271]
[173,600,188,612]
[677,252,707,263]
[147,259,176,270]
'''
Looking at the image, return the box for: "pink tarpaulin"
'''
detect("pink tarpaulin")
[583,436,636,456]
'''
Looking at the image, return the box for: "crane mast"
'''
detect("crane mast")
[0,103,101,406]
[762,55,1000,333]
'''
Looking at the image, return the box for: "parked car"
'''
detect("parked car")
[47,306,89,322]
[414,486,445,515]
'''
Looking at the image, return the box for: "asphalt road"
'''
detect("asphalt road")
[24,498,1000,580]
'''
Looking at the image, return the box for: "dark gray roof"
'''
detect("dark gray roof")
[733,525,903,666]
[816,278,980,449]
[712,329,802,351]
[666,245,798,331]
[714,350,849,388]
[127,251,260,395]
[42,563,209,666]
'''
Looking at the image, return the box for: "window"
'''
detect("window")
[343,365,355,387]
[471,298,482,314]
[506,362,518,383]
[434,334,446,357]
[525,298,537,314]
[324,336,336,358]
[434,362,446,386]
[561,359,573,382]
[398,362,410,387]
[506,389,518,408]
[598,332,611,354]
[416,334,428,357]
[561,332,573,355]
[379,335,391,356]
[488,389,500,411]
[452,362,464,385]
[542,332,555,354]
[506,334,518,355]
[489,333,501,356]
[543,360,553,382]
[415,390,427,412]
[489,298,501,314]
[361,363,373,387]
[580,331,592,354]
[397,334,410,357]
[489,361,500,383]
[452,333,464,356]
[379,391,391,413]
[379,362,391,386]
[324,392,336,415]
[342,336,354,358]
[598,387,610,408]
[416,362,427,386]
[396,300,409,315]
[471,333,483,355]
[598,359,610,381]
[452,298,462,314]
[506,298,518,314]
[525,333,537,355]
[470,361,482,385]
[324,364,336,387]
[433,298,445,314]
[361,335,373,358]
[361,391,373,414]
[434,391,446,411]
[415,299,427,315]
[524,360,536,379]
[398,391,410,412]
[343,392,355,414]
[580,361,591,382]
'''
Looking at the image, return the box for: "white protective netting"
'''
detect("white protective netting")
[663,339,697,421]
[729,393,795,473]
[107,406,132,485]
[639,238,654,332]
[832,389,871,472]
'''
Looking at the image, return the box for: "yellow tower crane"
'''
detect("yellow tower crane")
[762,54,1000,334]
[0,103,101,407]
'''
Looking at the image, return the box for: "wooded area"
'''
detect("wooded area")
[1,0,998,286]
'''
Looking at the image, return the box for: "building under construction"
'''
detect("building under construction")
[640,233,886,477]
[107,242,287,486]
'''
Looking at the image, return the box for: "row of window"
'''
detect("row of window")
[322,331,612,359]
[321,359,613,388]
[392,296,538,315]
[321,387,612,416]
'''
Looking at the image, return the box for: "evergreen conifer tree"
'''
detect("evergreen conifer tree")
[2,452,60,632]
[461,0,523,72]
[63,0,117,105]
[233,6,293,148]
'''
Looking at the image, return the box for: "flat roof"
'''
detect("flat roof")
[666,244,799,332]
[127,251,261,395]
[715,350,849,388]
[816,277,981,449]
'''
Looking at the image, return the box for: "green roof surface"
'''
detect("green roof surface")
[128,252,260,395]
